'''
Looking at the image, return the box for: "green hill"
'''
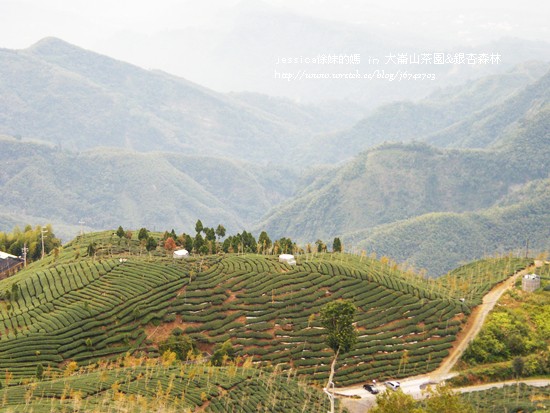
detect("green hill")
[345,178,550,275]
[426,68,550,149]
[0,231,484,389]
[0,137,296,240]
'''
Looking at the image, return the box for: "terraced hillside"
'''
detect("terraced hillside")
[438,257,533,305]
[0,361,334,412]
[0,232,528,392]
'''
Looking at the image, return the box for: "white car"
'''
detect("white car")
[385,381,400,391]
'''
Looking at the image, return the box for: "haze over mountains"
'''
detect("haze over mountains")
[0,37,548,275]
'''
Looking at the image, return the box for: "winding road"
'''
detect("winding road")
[337,262,544,413]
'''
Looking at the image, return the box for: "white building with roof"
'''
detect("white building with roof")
[173,249,190,259]
[522,273,540,292]
[279,254,296,266]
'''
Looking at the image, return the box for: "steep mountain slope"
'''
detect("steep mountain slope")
[426,68,550,148]
[346,178,550,276]
[0,137,296,240]
[257,100,549,274]
[258,138,547,241]
[0,38,329,163]
[307,62,549,163]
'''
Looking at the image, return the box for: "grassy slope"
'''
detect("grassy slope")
[0,231,484,389]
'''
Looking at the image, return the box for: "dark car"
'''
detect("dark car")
[363,383,379,394]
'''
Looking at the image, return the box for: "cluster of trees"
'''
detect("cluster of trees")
[159,328,236,367]
[0,224,61,262]
[159,329,198,361]
[371,384,474,413]
[463,308,548,365]
[155,220,343,256]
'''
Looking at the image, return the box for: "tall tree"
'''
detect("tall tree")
[146,236,157,252]
[320,300,358,413]
[164,237,177,253]
[316,239,326,253]
[116,226,125,239]
[332,237,342,253]
[204,227,216,242]
[215,224,226,239]
[194,233,204,253]
[137,228,149,242]
[195,219,203,235]
[258,231,272,254]
[422,384,474,413]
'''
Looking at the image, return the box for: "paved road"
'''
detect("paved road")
[340,379,550,413]
[338,264,539,413]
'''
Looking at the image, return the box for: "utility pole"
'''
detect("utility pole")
[22,243,28,267]
[41,227,48,259]
[78,220,85,237]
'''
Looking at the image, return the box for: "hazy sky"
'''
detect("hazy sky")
[1,0,549,94]
[2,1,548,48]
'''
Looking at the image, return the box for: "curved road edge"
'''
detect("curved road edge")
[337,262,542,413]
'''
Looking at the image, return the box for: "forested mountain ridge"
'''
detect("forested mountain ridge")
[307,62,549,164]
[0,37,349,163]
[257,125,550,274]
[0,137,296,239]
[344,177,550,275]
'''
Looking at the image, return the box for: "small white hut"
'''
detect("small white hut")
[173,249,190,259]
[279,254,296,266]
[522,274,540,292]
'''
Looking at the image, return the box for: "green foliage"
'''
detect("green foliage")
[333,237,342,253]
[462,292,548,365]
[222,231,257,253]
[320,300,358,354]
[459,384,550,413]
[137,227,149,241]
[258,231,272,253]
[276,237,294,254]
[421,384,474,413]
[116,226,125,239]
[86,242,96,257]
[210,339,236,366]
[35,363,44,380]
[0,224,61,262]
[371,389,423,413]
[195,219,203,234]
[372,384,475,413]
[145,236,157,252]
[159,334,197,361]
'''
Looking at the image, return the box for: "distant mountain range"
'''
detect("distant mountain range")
[305,61,550,163]
[0,38,548,275]
[0,37,359,163]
